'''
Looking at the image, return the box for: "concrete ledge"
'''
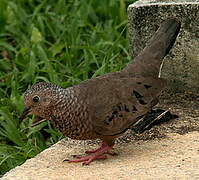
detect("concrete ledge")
[128,0,199,92]
[2,132,199,180]
[2,98,199,179]
[129,0,199,7]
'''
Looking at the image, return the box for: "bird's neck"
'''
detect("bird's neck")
[52,87,77,116]
[47,87,80,132]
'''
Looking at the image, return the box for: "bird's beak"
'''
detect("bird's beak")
[31,116,46,127]
[20,107,46,126]
[20,107,31,121]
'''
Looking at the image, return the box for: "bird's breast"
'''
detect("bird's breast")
[50,100,97,140]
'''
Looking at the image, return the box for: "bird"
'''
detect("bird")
[20,18,181,165]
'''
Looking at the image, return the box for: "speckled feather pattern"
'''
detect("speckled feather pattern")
[24,82,96,140]
[22,19,181,146]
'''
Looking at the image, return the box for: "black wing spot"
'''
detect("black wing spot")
[132,90,147,105]
[133,90,144,99]
[144,84,152,89]
[116,103,122,111]
[112,110,118,115]
[124,105,130,112]
[132,106,138,112]
[139,99,148,105]
[119,114,123,118]
[137,82,142,85]
[104,115,114,125]
[108,115,114,122]
[104,121,109,125]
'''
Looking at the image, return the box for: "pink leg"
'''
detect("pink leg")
[85,142,117,156]
[66,142,115,165]
[85,142,109,154]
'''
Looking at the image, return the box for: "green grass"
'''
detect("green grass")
[0,0,137,176]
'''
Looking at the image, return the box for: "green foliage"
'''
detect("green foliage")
[0,0,137,176]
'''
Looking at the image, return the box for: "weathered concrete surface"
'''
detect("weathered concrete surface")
[128,0,199,92]
[2,95,199,180]
[2,132,199,180]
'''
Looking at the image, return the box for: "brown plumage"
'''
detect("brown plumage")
[20,18,181,165]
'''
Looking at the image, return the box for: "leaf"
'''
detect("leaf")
[0,0,7,33]
[31,27,42,44]
[49,42,65,57]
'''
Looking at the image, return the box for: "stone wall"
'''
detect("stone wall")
[128,0,199,92]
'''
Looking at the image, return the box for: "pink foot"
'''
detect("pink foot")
[65,142,114,165]
[68,154,108,165]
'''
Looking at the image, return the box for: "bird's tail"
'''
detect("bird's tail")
[123,18,181,77]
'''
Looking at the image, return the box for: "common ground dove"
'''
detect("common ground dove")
[20,18,181,165]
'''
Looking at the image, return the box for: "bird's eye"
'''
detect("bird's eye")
[32,95,40,103]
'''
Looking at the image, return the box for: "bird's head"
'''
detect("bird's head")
[20,82,62,126]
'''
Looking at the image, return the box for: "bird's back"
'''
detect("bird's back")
[71,18,180,138]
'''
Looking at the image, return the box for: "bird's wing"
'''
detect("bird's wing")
[85,76,166,136]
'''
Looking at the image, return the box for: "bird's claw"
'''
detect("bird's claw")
[65,142,113,165]
[67,154,108,165]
